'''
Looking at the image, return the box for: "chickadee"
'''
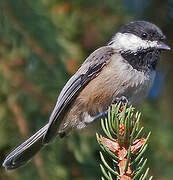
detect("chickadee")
[3,21,170,170]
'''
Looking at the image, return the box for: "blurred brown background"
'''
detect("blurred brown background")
[0,0,173,179]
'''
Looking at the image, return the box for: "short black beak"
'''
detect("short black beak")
[157,41,171,51]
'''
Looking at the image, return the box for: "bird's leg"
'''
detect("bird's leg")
[93,110,108,121]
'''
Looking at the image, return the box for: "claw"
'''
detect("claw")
[112,96,129,105]
[93,96,128,121]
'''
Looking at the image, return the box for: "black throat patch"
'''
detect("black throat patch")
[121,49,161,72]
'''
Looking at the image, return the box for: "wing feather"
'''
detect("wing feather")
[43,46,114,143]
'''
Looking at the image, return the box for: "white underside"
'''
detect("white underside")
[77,53,156,130]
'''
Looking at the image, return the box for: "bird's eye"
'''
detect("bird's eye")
[141,32,148,39]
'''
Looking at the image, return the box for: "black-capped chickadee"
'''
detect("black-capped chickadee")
[3,21,170,170]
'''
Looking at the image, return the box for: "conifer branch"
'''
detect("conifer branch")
[96,103,152,179]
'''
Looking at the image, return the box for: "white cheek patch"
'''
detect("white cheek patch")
[110,33,158,52]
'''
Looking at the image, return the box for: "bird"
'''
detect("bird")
[3,21,170,170]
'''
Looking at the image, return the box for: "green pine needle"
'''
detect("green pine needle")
[124,145,131,173]
[97,103,153,179]
[100,152,119,176]
[142,168,150,180]
[100,164,112,180]
[133,159,147,180]
[132,144,148,165]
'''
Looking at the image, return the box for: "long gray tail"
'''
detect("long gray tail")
[2,124,49,170]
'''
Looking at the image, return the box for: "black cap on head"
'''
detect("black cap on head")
[118,21,166,42]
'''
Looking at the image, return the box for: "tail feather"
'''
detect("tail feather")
[3,124,49,170]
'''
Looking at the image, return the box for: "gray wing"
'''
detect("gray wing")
[43,46,114,143]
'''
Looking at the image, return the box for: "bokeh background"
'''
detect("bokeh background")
[0,0,173,179]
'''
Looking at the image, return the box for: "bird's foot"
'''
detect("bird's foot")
[93,96,129,121]
[112,96,129,106]
[112,96,129,112]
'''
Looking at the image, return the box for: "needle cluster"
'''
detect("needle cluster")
[96,103,153,180]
